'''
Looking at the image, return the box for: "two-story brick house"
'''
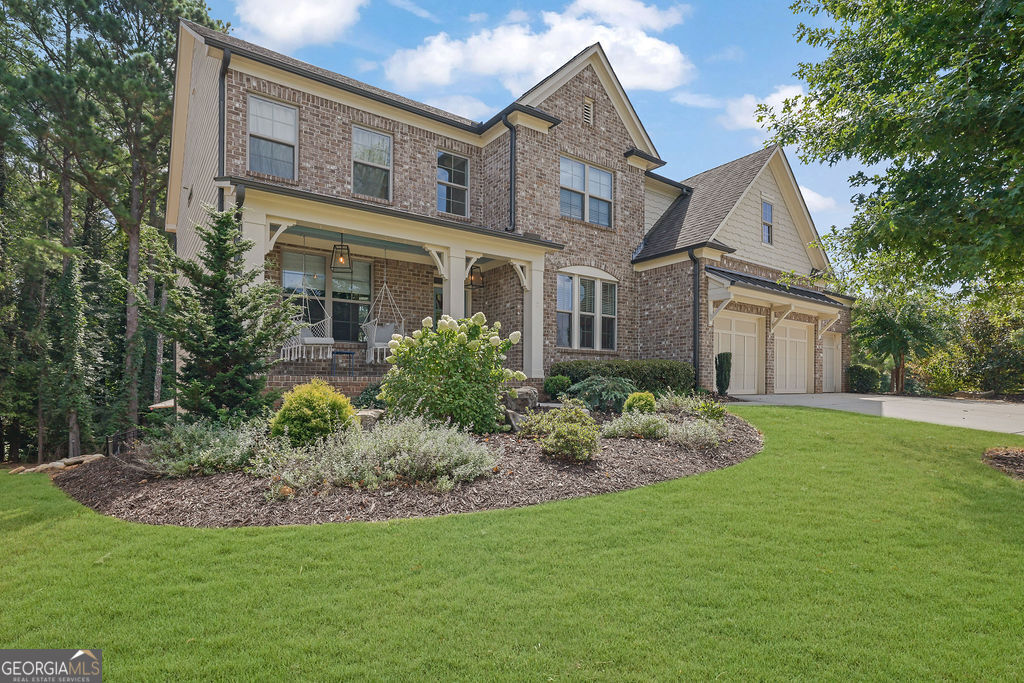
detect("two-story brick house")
[166,20,852,396]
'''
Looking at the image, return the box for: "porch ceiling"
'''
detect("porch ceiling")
[273,224,494,264]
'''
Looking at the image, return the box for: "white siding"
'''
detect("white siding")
[176,39,222,263]
[714,166,815,274]
[643,181,679,233]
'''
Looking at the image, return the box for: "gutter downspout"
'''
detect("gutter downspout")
[500,113,516,231]
[217,47,232,211]
[687,247,700,388]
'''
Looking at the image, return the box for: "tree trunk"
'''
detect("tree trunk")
[61,149,80,459]
[124,136,143,425]
[154,286,167,402]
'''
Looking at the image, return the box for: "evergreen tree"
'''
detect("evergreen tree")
[150,208,299,422]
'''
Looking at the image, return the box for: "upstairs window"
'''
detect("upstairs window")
[559,156,613,227]
[556,271,617,350]
[248,96,297,179]
[437,151,468,216]
[352,126,392,200]
[762,200,773,244]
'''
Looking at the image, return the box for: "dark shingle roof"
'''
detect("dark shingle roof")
[634,146,778,262]
[705,266,844,307]
[182,20,479,128]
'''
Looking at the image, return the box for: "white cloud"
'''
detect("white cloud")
[424,95,496,121]
[504,9,530,23]
[799,185,838,212]
[706,45,744,63]
[467,12,488,22]
[387,0,439,22]
[671,91,721,108]
[719,84,803,130]
[354,58,378,73]
[384,0,695,96]
[234,0,368,51]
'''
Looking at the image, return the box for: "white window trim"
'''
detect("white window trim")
[247,94,298,180]
[436,149,470,217]
[559,155,614,228]
[282,248,373,340]
[352,125,393,201]
[761,197,774,246]
[555,272,617,350]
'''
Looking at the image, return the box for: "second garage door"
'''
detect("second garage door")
[774,322,810,393]
[713,314,759,394]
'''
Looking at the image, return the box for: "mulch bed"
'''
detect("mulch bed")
[54,414,763,528]
[984,447,1024,480]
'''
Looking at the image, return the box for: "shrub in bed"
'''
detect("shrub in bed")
[520,398,593,437]
[379,312,525,434]
[543,374,572,399]
[655,390,726,421]
[269,379,357,446]
[667,419,723,449]
[565,375,638,413]
[353,381,386,409]
[251,416,496,492]
[847,363,881,393]
[143,419,272,476]
[548,359,694,394]
[623,391,656,414]
[541,422,600,462]
[601,412,670,439]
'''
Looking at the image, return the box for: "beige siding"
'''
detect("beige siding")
[643,181,678,233]
[176,39,222,263]
[714,165,815,274]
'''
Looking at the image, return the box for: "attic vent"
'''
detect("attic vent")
[582,97,594,125]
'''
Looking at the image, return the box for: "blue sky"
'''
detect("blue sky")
[205,0,864,235]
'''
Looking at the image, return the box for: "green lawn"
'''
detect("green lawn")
[2,406,1023,680]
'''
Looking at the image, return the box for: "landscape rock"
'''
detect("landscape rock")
[504,386,539,413]
[64,456,86,465]
[505,409,527,433]
[8,466,25,475]
[356,409,384,430]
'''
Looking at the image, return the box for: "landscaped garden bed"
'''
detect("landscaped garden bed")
[983,446,1024,480]
[53,412,761,527]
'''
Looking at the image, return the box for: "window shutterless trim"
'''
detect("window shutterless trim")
[247,94,298,180]
[352,124,393,201]
[761,198,774,245]
[558,155,614,228]
[436,149,470,218]
[555,272,617,351]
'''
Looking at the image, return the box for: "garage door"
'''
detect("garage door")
[714,315,759,394]
[775,322,809,393]
[822,332,841,392]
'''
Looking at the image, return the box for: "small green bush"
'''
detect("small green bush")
[656,390,726,421]
[541,422,600,462]
[715,352,732,396]
[143,419,273,476]
[353,381,386,409]
[520,398,594,437]
[601,412,670,439]
[623,391,656,413]
[689,397,726,421]
[566,375,638,412]
[548,359,694,394]
[543,374,572,399]
[667,419,723,449]
[847,364,881,393]
[251,416,496,492]
[269,379,357,446]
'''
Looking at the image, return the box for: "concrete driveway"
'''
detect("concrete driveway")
[740,393,1024,435]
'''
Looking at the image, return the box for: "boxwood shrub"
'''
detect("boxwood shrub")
[548,359,694,394]
[847,364,881,393]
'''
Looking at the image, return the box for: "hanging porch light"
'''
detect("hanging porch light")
[331,236,352,274]
[466,264,484,290]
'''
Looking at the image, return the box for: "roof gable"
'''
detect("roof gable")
[516,43,659,159]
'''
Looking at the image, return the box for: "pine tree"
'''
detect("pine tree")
[151,208,299,422]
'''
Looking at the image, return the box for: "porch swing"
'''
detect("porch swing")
[360,250,405,364]
[279,243,335,362]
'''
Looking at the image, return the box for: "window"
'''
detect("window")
[559,156,612,227]
[762,200,773,244]
[437,151,468,216]
[555,272,617,350]
[282,250,372,342]
[352,126,391,200]
[248,96,297,179]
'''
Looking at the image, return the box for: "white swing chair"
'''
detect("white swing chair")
[280,250,335,362]
[360,255,405,364]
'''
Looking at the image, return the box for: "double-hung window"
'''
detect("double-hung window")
[559,156,613,227]
[762,200,773,244]
[437,151,468,216]
[352,126,392,200]
[282,250,372,342]
[556,272,617,350]
[248,96,297,179]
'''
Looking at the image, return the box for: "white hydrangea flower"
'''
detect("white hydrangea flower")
[385,355,396,363]
[407,338,418,347]
[412,329,422,339]
[421,316,433,328]
[514,371,527,381]
[509,331,521,344]
[468,340,480,351]
[471,311,486,325]
[387,340,400,349]
[489,335,501,346]
[392,333,403,341]
[457,332,468,343]
[493,321,501,329]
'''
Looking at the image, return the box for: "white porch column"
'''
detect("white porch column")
[522,259,545,378]
[240,208,267,283]
[443,244,466,319]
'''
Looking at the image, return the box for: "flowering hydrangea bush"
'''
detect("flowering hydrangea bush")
[379,312,527,433]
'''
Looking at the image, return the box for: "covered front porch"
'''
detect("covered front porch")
[223,181,558,387]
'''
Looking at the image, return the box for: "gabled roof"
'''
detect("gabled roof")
[634,146,776,262]
[516,43,660,159]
